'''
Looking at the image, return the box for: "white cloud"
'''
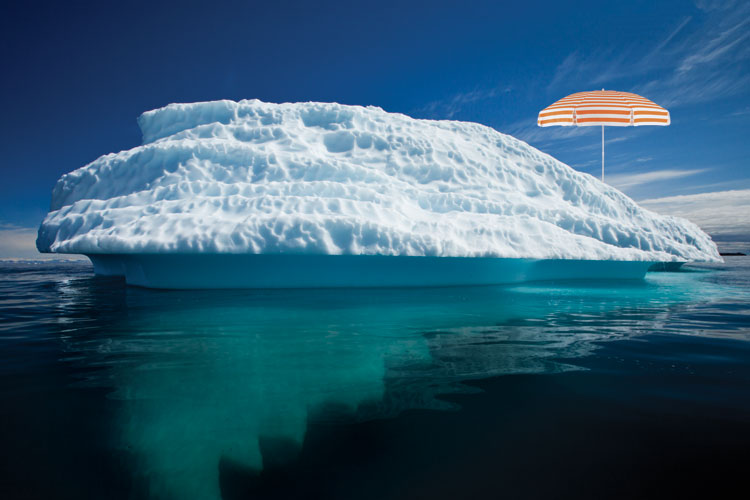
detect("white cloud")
[0,224,85,261]
[548,3,750,108]
[677,18,750,73]
[608,168,709,190]
[416,85,512,119]
[547,51,585,91]
[503,117,592,144]
[568,136,630,153]
[637,4,750,107]
[731,106,750,116]
[693,0,730,12]
[642,16,693,65]
[639,189,750,239]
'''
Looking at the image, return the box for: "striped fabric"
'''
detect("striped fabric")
[538,90,670,127]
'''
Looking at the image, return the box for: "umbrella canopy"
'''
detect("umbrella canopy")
[538,90,670,181]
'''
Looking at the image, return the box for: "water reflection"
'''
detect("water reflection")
[38,262,747,499]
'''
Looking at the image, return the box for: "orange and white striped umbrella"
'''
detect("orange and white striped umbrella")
[537,90,670,181]
[538,90,670,127]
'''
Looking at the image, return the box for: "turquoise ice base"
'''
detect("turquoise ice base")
[87,254,666,289]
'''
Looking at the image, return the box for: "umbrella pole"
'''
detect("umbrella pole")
[602,125,604,182]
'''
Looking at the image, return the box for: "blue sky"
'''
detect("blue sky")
[1,0,748,257]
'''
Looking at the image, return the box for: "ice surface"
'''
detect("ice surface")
[37,99,720,276]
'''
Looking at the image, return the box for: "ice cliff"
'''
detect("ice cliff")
[37,99,720,263]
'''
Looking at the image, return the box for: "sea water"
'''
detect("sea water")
[1,258,749,499]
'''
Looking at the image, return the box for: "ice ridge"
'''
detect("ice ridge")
[37,99,720,263]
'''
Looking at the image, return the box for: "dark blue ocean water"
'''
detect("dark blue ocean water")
[1,258,750,499]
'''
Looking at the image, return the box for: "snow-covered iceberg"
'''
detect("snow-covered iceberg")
[37,100,720,288]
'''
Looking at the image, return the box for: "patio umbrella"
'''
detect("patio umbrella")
[537,90,670,181]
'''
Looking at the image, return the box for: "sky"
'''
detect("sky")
[1,0,748,258]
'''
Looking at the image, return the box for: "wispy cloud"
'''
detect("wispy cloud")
[694,0,727,12]
[568,136,630,153]
[415,85,512,119]
[642,16,693,66]
[639,188,750,239]
[607,168,709,190]
[547,51,584,91]
[640,5,750,106]
[504,117,637,160]
[548,3,750,108]
[677,18,750,73]
[0,223,85,261]
[503,117,591,144]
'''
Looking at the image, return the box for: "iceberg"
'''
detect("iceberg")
[37,100,720,288]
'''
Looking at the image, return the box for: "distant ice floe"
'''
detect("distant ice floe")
[37,100,720,274]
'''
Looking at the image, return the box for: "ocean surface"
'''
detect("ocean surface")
[1,257,750,499]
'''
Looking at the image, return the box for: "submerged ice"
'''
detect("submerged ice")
[55,269,742,499]
[37,99,719,263]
